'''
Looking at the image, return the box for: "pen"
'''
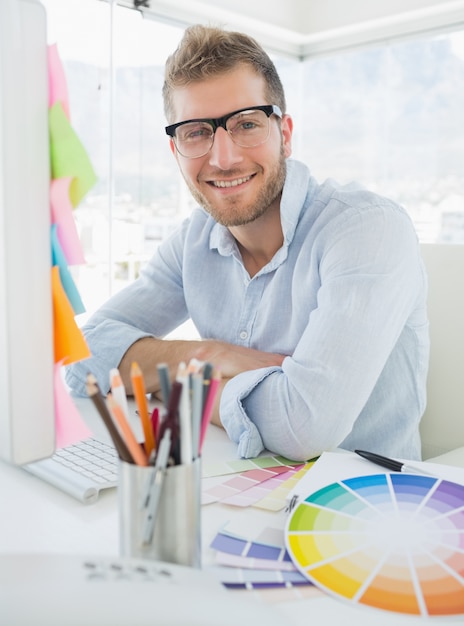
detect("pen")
[201,362,213,408]
[157,380,182,465]
[190,371,203,459]
[176,362,193,464]
[85,373,134,464]
[131,361,156,458]
[354,449,436,477]
[156,362,171,411]
[142,428,172,545]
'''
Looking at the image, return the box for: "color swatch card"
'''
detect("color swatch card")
[202,455,302,478]
[285,464,464,617]
[208,564,310,589]
[202,464,305,507]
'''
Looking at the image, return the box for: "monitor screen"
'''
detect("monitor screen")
[0,0,55,464]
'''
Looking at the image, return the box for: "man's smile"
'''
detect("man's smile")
[208,174,254,188]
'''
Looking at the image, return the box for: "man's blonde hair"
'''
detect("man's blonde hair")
[163,24,286,122]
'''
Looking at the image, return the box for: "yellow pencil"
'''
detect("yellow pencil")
[107,394,148,467]
[131,361,156,457]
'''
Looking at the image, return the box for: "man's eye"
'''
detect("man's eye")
[239,121,257,130]
[181,125,212,141]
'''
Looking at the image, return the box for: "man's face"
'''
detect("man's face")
[168,66,293,227]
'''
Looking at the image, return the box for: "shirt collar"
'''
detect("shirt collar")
[209,158,311,255]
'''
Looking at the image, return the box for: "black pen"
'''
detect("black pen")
[354,449,436,477]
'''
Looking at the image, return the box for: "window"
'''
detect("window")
[297,32,464,244]
[43,0,186,320]
[42,1,464,322]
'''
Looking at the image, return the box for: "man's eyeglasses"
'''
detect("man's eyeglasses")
[165,104,282,159]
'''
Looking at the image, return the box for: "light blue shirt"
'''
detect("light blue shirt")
[66,159,429,461]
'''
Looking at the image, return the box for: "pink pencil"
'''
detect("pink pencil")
[199,369,221,452]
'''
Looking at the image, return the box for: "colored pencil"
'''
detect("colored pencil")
[85,373,133,464]
[199,369,221,452]
[107,393,148,467]
[131,361,155,458]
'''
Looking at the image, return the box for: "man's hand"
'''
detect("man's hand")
[191,341,286,379]
[118,336,287,426]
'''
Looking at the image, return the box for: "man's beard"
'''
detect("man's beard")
[184,148,287,227]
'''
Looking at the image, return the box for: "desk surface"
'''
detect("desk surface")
[0,398,461,625]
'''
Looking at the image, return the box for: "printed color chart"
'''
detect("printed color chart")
[285,473,464,616]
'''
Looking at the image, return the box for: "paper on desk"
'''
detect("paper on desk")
[202,455,302,478]
[287,449,464,506]
[202,464,304,506]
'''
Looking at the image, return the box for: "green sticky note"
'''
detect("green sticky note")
[49,101,97,207]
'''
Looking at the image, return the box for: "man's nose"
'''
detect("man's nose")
[207,127,244,169]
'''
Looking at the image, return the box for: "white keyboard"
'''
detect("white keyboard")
[24,438,119,504]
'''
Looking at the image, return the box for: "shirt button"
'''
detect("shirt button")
[239,331,248,340]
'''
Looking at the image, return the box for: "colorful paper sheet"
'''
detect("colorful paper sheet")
[252,461,314,511]
[202,464,301,505]
[51,265,91,365]
[286,471,464,617]
[50,177,85,265]
[54,362,92,448]
[47,43,95,446]
[47,43,70,119]
[202,460,314,511]
[209,564,310,588]
[49,101,97,207]
[51,224,85,314]
[202,455,303,478]
[211,531,293,566]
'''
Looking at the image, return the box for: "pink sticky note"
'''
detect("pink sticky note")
[54,362,93,448]
[50,177,86,265]
[48,43,70,119]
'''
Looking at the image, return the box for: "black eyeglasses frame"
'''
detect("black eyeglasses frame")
[165,104,282,140]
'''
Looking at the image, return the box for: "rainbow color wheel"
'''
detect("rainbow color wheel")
[285,473,464,616]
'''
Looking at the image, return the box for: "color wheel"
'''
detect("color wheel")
[285,473,464,616]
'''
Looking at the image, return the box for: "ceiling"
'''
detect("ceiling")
[116,0,464,57]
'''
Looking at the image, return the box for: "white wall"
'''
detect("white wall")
[118,0,464,57]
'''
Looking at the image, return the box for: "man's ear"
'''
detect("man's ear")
[169,137,177,157]
[281,114,293,158]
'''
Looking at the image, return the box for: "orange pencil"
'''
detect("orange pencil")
[131,361,155,457]
[107,394,148,467]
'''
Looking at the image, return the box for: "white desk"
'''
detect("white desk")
[0,398,461,625]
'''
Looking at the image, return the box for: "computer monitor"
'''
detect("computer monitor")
[0,0,55,464]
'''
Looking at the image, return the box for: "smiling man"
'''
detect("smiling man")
[66,25,429,462]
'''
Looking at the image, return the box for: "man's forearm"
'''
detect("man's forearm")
[118,336,202,395]
[118,336,286,396]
